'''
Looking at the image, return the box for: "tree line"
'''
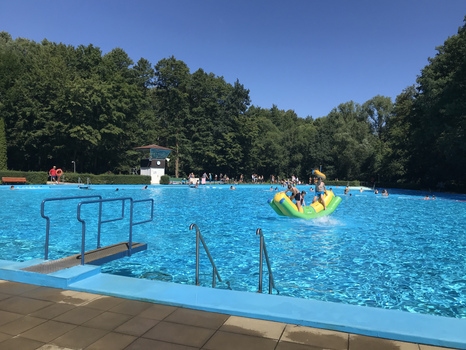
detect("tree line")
[0,18,464,190]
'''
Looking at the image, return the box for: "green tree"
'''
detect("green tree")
[0,117,6,170]
[380,86,416,182]
[187,69,225,174]
[407,18,466,186]
[324,101,374,180]
[154,56,190,177]
[362,95,393,139]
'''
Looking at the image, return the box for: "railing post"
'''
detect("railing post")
[257,229,264,293]
[256,228,278,295]
[189,223,221,288]
[80,205,86,265]
[257,228,264,293]
[97,200,103,248]
[195,225,201,285]
[41,195,102,260]
[128,199,133,257]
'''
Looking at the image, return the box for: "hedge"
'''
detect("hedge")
[63,173,150,185]
[0,170,150,185]
[0,170,48,184]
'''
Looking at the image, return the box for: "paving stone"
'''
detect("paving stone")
[164,307,229,329]
[29,302,76,319]
[0,281,40,295]
[50,325,109,349]
[83,311,133,330]
[52,305,103,325]
[20,320,76,343]
[80,295,125,311]
[220,315,286,340]
[0,335,45,350]
[349,334,420,350]
[109,299,155,316]
[134,302,177,320]
[85,331,136,350]
[282,325,348,350]
[0,310,22,326]
[0,315,46,335]
[143,321,215,348]
[0,296,53,314]
[203,330,278,350]
[114,316,160,336]
[124,337,198,350]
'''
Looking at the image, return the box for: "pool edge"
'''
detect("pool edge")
[1,261,465,349]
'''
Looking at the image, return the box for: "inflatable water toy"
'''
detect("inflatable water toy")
[312,169,326,179]
[268,190,341,219]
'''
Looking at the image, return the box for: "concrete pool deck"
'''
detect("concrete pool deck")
[0,259,465,349]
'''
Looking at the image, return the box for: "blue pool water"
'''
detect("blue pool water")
[1,185,466,318]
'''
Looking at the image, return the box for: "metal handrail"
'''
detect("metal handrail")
[78,177,91,189]
[77,197,154,265]
[132,199,154,226]
[41,195,103,260]
[189,223,222,287]
[256,228,278,294]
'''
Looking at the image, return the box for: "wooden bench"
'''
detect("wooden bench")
[2,177,27,184]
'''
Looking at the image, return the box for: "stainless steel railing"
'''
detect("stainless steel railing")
[256,228,278,294]
[41,195,153,264]
[77,197,154,265]
[41,195,103,260]
[189,223,222,288]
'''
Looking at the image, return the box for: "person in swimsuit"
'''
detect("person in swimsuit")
[313,178,327,210]
[300,191,306,207]
[284,184,302,211]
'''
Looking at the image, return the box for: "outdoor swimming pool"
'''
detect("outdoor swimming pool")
[1,184,465,319]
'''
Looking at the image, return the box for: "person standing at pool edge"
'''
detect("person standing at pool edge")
[313,177,327,210]
[49,166,58,184]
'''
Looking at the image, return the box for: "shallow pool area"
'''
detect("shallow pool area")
[1,184,466,319]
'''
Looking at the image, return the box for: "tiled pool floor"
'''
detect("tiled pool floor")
[0,280,460,350]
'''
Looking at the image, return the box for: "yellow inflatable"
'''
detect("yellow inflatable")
[312,169,326,179]
[268,190,341,219]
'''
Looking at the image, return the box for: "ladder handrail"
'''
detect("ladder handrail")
[77,197,154,265]
[132,199,154,226]
[256,228,278,294]
[189,223,222,287]
[41,195,103,260]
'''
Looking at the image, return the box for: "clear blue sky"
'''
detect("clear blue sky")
[1,0,465,118]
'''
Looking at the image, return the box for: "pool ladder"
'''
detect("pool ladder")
[189,224,222,288]
[78,177,91,189]
[256,228,278,294]
[189,224,278,294]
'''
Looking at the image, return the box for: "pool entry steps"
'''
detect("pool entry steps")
[21,242,147,274]
[21,195,153,274]
[256,228,278,294]
[189,223,222,288]
[189,224,279,295]
[15,193,276,295]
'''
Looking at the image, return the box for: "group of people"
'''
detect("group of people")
[373,188,389,196]
[284,177,328,211]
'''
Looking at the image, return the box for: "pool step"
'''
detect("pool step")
[21,242,147,274]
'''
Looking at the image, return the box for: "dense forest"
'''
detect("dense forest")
[0,18,465,190]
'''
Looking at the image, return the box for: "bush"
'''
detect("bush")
[63,173,150,185]
[0,170,48,184]
[160,175,170,185]
[325,180,360,187]
[0,170,151,185]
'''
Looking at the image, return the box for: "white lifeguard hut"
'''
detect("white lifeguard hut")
[134,144,173,184]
